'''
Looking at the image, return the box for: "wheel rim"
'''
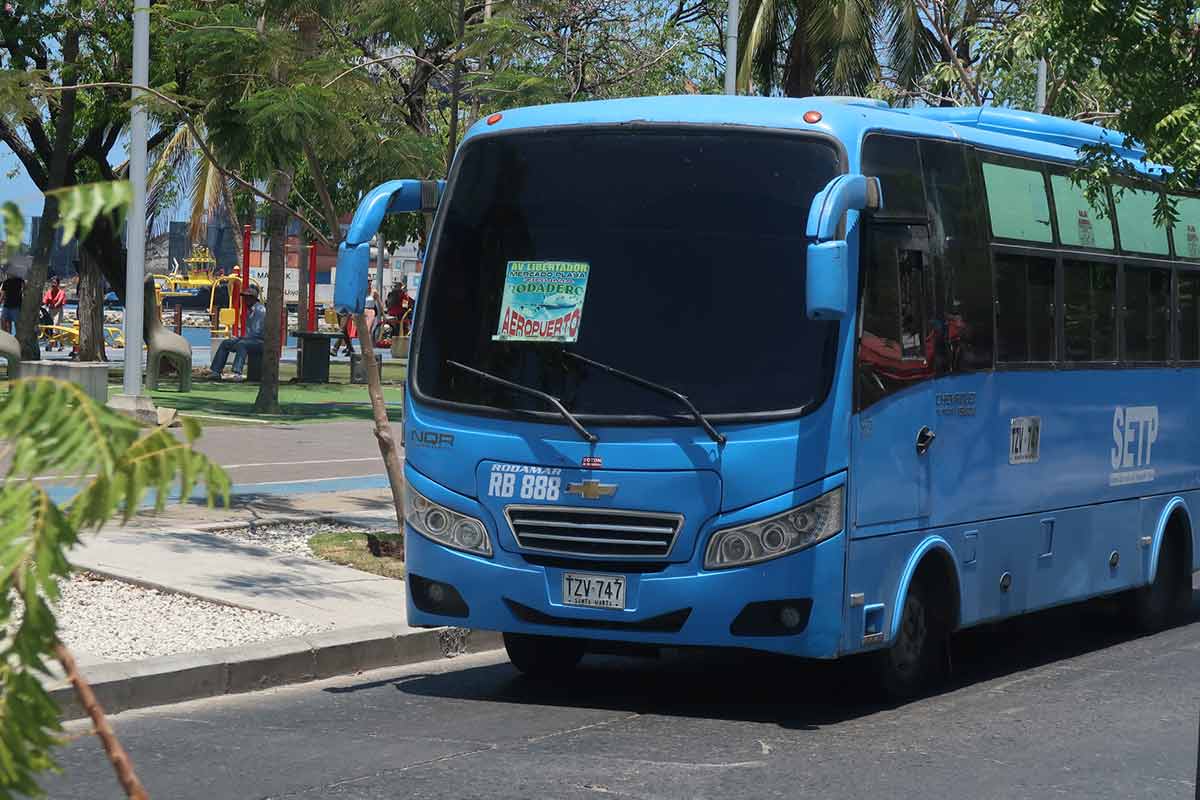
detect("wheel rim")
[892,592,927,677]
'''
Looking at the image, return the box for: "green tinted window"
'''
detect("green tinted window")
[1114,187,1170,254]
[982,162,1052,242]
[1170,194,1200,260]
[1051,175,1114,250]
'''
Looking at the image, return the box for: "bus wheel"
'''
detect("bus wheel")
[873,579,945,700]
[503,633,585,677]
[1130,531,1192,632]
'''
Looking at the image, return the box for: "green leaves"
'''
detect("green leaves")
[0,204,23,253]
[43,182,133,244]
[0,378,229,797]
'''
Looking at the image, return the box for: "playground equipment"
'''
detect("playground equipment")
[143,277,192,392]
[0,328,18,378]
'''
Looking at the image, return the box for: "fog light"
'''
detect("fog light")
[409,574,470,618]
[426,582,446,605]
[779,605,803,629]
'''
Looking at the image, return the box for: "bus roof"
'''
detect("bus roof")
[463,95,1164,177]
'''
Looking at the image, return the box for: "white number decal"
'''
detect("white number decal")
[487,472,517,498]
[489,470,561,500]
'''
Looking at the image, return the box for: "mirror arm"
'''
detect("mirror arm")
[335,179,443,314]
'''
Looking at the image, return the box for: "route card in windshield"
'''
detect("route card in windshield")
[493,260,590,342]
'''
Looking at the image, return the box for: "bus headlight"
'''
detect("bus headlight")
[704,487,844,569]
[404,483,492,557]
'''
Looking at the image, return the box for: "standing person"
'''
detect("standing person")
[364,276,380,344]
[42,276,66,349]
[384,282,413,339]
[332,310,355,357]
[0,270,23,334]
[208,284,266,380]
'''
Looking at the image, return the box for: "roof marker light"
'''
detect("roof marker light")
[803,110,822,124]
[486,113,503,125]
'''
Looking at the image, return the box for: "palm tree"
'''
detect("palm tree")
[147,122,242,253]
[736,0,940,99]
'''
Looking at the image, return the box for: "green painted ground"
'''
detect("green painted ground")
[2,361,406,425]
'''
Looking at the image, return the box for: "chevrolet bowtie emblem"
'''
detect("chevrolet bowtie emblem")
[565,480,617,500]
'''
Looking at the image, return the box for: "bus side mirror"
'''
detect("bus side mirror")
[804,174,882,321]
[334,179,443,315]
[806,241,848,320]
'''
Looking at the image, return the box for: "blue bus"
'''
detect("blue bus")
[334,97,1200,696]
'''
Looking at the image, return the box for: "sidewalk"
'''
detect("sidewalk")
[48,487,502,718]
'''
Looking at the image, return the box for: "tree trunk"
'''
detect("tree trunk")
[355,313,405,539]
[782,7,817,98]
[81,215,128,304]
[18,199,60,359]
[77,251,108,362]
[253,172,293,414]
[19,8,81,358]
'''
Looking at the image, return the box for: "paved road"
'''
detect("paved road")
[191,420,394,490]
[45,582,1200,799]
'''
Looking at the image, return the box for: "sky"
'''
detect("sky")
[1,141,46,240]
[1,135,192,246]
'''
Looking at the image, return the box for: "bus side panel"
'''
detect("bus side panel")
[930,369,1199,530]
[844,495,1159,653]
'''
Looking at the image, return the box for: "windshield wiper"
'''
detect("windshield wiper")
[563,352,726,446]
[446,360,597,444]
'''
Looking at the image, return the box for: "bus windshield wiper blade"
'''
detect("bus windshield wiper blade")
[563,352,726,446]
[446,360,597,444]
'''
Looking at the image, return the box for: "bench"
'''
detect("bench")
[0,328,18,379]
[17,360,110,404]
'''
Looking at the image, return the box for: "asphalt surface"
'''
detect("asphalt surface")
[190,420,391,489]
[45,579,1200,799]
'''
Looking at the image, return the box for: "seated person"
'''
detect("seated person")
[209,285,266,380]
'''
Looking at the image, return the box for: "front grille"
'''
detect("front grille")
[504,505,684,559]
[505,599,691,633]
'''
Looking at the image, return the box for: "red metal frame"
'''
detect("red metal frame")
[239,224,251,337]
[307,244,317,333]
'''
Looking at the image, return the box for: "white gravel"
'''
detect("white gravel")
[40,573,328,663]
[207,520,387,559]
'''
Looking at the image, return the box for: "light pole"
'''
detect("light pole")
[123,0,149,398]
[1036,58,1047,114]
[724,0,738,95]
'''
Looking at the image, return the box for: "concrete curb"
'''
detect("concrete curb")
[49,626,503,720]
[190,510,399,534]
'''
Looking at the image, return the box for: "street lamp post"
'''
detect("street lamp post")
[123,0,149,398]
[724,0,738,95]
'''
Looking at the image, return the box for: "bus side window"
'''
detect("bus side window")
[920,140,993,373]
[858,229,931,410]
[1123,265,1171,362]
[898,249,925,360]
[995,253,1056,364]
[1179,271,1200,361]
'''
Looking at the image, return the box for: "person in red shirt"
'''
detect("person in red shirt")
[42,275,67,349]
[384,283,414,338]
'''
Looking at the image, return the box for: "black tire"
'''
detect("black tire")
[873,579,946,700]
[1130,532,1192,632]
[503,633,585,677]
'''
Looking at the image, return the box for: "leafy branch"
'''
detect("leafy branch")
[0,379,230,798]
[35,81,338,249]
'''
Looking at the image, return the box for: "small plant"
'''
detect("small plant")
[0,378,229,798]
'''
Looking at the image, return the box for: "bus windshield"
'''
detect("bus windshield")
[413,128,842,422]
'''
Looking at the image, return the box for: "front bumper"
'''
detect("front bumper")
[404,469,847,658]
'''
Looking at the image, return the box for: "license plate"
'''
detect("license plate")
[562,572,626,610]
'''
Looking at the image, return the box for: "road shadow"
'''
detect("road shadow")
[385,589,1200,730]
